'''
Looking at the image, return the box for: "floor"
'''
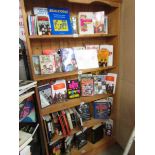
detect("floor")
[98,143,124,155]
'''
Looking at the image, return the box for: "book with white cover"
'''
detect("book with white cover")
[78,12,94,35]
[65,109,73,130]
[74,49,99,69]
[100,45,113,66]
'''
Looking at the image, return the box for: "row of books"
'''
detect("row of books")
[47,119,113,154]
[38,73,117,108]
[28,7,108,36]
[42,101,113,144]
[32,45,113,75]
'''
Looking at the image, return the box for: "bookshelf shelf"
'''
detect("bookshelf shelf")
[29,33,117,39]
[34,66,116,81]
[41,94,113,115]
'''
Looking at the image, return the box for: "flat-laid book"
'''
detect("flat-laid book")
[39,55,56,74]
[48,7,72,35]
[78,12,94,35]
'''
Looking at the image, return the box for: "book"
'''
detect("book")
[98,47,109,67]
[103,16,108,34]
[37,16,51,35]
[51,79,67,103]
[93,75,107,94]
[33,7,51,35]
[91,124,104,144]
[105,73,117,94]
[66,79,81,99]
[19,91,35,104]
[93,11,104,33]
[68,109,76,128]
[60,48,78,72]
[20,145,31,155]
[48,7,73,35]
[38,83,53,108]
[28,15,37,35]
[104,119,113,136]
[78,12,94,35]
[19,80,37,92]
[71,16,78,35]
[19,96,36,123]
[76,102,91,121]
[32,55,41,75]
[85,45,99,50]
[93,98,113,119]
[100,45,113,66]
[65,109,73,130]
[39,55,56,74]
[74,49,99,69]
[72,46,85,50]
[80,74,94,96]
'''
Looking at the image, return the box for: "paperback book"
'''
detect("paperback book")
[67,79,81,99]
[32,55,41,75]
[78,12,94,35]
[98,47,109,67]
[38,83,53,108]
[93,11,105,33]
[39,55,56,74]
[80,74,94,96]
[105,73,117,94]
[100,45,113,66]
[93,98,113,119]
[51,79,67,103]
[60,48,78,72]
[48,7,73,35]
[93,75,107,94]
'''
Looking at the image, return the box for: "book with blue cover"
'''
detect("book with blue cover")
[48,7,73,35]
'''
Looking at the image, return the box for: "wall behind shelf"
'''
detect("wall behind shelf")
[116,0,135,154]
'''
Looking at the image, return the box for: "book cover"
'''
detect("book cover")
[78,12,94,35]
[48,7,73,35]
[93,75,107,94]
[67,79,81,99]
[93,98,112,119]
[104,119,113,136]
[68,109,76,128]
[93,11,104,33]
[105,73,117,94]
[33,7,49,16]
[74,49,99,70]
[32,55,41,75]
[103,16,108,34]
[76,102,91,121]
[19,96,36,122]
[39,55,56,74]
[100,45,113,66]
[80,74,94,96]
[71,16,78,35]
[38,83,53,108]
[51,79,67,103]
[60,48,78,72]
[65,109,73,130]
[98,48,109,67]
[37,16,51,35]
[85,45,99,50]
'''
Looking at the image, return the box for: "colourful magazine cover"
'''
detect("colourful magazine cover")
[39,55,56,74]
[48,7,73,35]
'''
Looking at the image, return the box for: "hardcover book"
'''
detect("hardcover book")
[39,55,56,74]
[67,79,81,99]
[93,75,107,94]
[100,45,113,66]
[51,79,67,103]
[74,49,99,69]
[32,55,41,75]
[38,83,53,108]
[105,73,117,94]
[60,48,78,72]
[80,74,94,96]
[48,7,73,35]
[93,98,113,119]
[93,11,105,33]
[78,12,94,35]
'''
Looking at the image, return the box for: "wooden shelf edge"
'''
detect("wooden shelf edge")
[34,66,116,81]
[41,94,113,115]
[29,34,117,39]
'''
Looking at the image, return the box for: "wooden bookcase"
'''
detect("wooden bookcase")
[21,0,121,154]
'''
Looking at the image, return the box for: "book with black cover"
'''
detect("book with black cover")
[90,124,104,144]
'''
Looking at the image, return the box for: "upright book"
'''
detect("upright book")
[78,12,94,35]
[48,7,73,35]
[32,55,41,75]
